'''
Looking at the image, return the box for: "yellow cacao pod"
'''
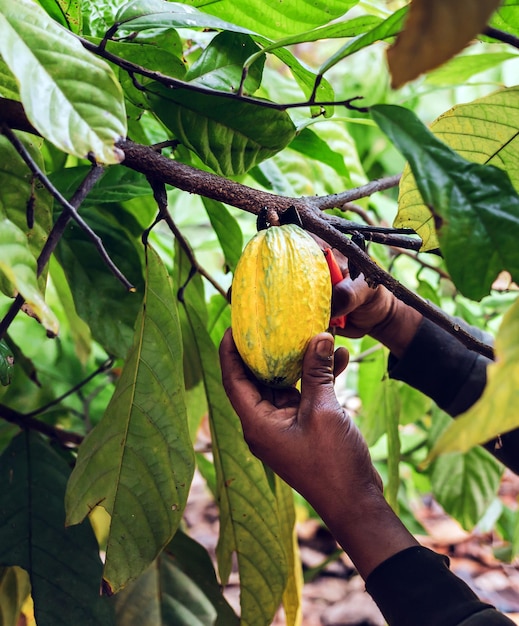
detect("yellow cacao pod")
[231,224,332,387]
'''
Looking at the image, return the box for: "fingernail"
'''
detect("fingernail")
[316,337,334,358]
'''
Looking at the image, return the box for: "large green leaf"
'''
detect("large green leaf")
[184,0,360,39]
[0,566,30,626]
[185,31,264,95]
[0,431,113,626]
[429,411,503,530]
[148,85,296,176]
[55,206,144,358]
[0,0,126,163]
[372,103,519,301]
[65,245,195,593]
[184,303,288,626]
[0,219,59,336]
[113,530,239,626]
[387,0,501,88]
[397,87,519,250]
[426,295,519,460]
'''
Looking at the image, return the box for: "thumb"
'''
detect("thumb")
[299,332,342,422]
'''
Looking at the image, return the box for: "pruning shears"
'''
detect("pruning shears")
[323,248,347,330]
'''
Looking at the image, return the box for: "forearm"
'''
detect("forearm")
[311,486,418,581]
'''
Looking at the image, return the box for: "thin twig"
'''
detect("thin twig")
[25,358,114,418]
[78,36,367,113]
[0,163,106,340]
[144,176,228,298]
[313,174,402,210]
[1,125,135,291]
[391,247,451,281]
[483,26,519,50]
[0,403,84,446]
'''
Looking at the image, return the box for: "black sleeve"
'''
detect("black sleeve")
[387,317,519,474]
[365,546,516,626]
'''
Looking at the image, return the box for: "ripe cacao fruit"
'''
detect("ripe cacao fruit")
[231,224,332,387]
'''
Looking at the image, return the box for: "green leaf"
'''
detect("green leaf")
[387,0,501,88]
[382,379,401,512]
[0,340,14,386]
[186,31,264,94]
[490,0,519,36]
[0,0,126,163]
[0,431,113,626]
[148,85,296,176]
[184,0,360,39]
[318,7,407,77]
[429,411,503,530]
[65,245,195,593]
[55,206,144,358]
[98,37,186,110]
[372,103,519,301]
[184,303,288,626]
[289,128,350,180]
[202,198,243,273]
[426,295,519,461]
[0,219,59,336]
[37,0,82,33]
[397,87,519,251]
[115,0,255,35]
[0,60,19,100]
[425,51,519,85]
[249,14,382,56]
[50,165,152,207]
[0,566,30,626]
[48,256,92,365]
[113,530,239,626]
[274,476,302,626]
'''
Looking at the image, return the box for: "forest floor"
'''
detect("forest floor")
[184,468,519,626]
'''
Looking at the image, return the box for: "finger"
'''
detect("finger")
[332,275,375,318]
[219,328,263,418]
[333,346,349,379]
[219,329,297,431]
[299,332,342,424]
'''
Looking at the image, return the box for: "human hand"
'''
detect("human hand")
[219,328,418,578]
[219,328,383,520]
[329,250,422,357]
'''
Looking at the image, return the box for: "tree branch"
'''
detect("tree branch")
[117,140,493,359]
[0,100,493,359]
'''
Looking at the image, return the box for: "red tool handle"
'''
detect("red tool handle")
[323,248,346,329]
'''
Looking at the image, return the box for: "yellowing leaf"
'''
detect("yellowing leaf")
[387,0,501,88]
[396,86,519,251]
[426,295,519,461]
[65,245,195,593]
[0,219,59,336]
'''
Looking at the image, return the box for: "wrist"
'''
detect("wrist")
[319,488,419,580]
[370,296,423,358]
